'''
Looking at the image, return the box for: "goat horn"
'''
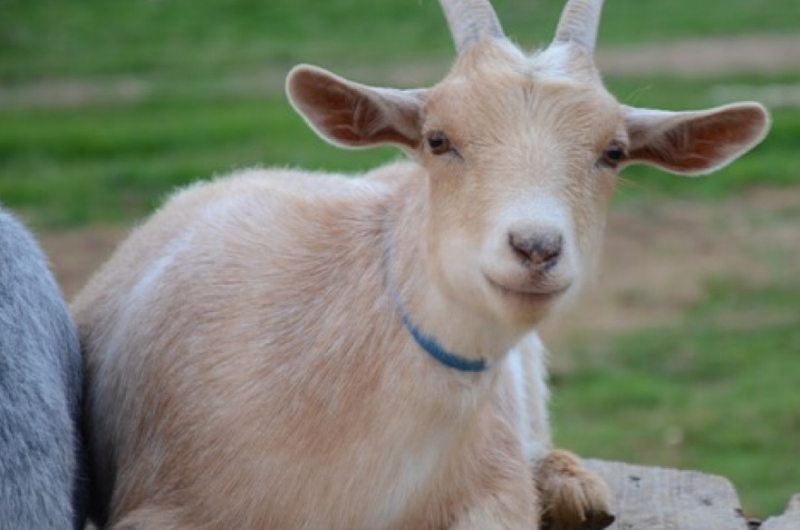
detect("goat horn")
[553,0,605,54]
[439,0,505,54]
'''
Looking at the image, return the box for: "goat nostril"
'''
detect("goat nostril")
[508,232,563,268]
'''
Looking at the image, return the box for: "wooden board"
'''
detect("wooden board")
[585,460,751,530]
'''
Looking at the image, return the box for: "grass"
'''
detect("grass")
[0,94,396,224]
[1,0,798,519]
[2,72,799,226]
[2,1,799,225]
[551,277,800,517]
[2,0,799,81]
[2,1,799,226]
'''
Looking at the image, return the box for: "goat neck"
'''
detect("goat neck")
[381,171,523,372]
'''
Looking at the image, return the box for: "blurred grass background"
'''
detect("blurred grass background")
[2,0,798,518]
[3,0,800,225]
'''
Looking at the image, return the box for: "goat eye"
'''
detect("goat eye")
[427,132,451,155]
[600,143,627,168]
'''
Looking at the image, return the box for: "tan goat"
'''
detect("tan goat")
[73,0,770,528]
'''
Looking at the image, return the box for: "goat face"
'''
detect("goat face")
[417,42,624,327]
[287,0,769,332]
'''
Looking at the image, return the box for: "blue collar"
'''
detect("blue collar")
[394,297,489,373]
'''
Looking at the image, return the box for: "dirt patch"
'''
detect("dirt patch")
[42,186,800,352]
[40,225,130,299]
[596,34,800,78]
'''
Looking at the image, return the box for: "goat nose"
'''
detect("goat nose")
[508,231,563,269]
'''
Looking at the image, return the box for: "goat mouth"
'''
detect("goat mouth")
[484,275,569,304]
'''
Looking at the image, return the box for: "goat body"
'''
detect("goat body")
[73,1,769,529]
[76,165,560,528]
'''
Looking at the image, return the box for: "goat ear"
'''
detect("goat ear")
[286,65,425,150]
[622,102,770,176]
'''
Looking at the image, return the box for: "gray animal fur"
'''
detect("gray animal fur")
[0,208,87,530]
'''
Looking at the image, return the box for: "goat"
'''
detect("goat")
[72,0,770,528]
[0,207,88,530]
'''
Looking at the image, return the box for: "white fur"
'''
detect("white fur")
[529,43,576,80]
[507,333,551,464]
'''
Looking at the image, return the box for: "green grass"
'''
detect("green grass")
[2,0,798,81]
[3,1,799,226]
[2,72,799,226]
[0,95,397,224]
[551,277,800,517]
[2,1,799,225]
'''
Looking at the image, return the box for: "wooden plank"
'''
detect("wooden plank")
[760,495,800,530]
[585,460,751,530]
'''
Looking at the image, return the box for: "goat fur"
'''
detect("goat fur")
[0,208,88,530]
[72,1,769,529]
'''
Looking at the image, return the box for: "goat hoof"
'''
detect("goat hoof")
[536,449,615,530]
